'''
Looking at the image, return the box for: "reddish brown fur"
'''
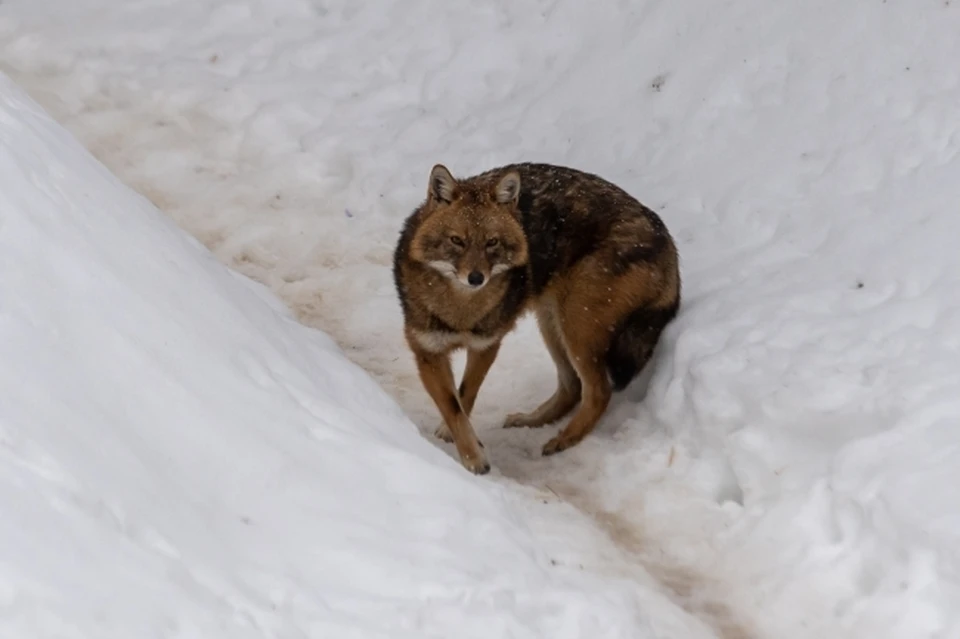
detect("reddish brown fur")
[393,163,680,474]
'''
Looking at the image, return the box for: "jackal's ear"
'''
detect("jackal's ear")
[428,164,456,204]
[495,171,521,205]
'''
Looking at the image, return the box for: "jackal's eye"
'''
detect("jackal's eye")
[486,238,499,248]
[449,235,465,247]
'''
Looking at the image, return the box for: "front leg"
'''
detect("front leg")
[458,341,501,416]
[412,347,490,475]
[436,341,501,442]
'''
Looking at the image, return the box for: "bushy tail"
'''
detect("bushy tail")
[605,304,679,391]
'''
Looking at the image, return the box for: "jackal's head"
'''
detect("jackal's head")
[409,164,528,292]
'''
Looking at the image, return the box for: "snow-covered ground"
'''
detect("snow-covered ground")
[0,75,723,639]
[2,0,960,637]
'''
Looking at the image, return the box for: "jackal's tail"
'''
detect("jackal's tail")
[605,304,679,391]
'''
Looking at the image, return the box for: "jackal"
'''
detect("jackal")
[393,163,680,474]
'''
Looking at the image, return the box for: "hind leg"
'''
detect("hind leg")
[503,304,581,429]
[541,337,612,456]
[539,290,616,456]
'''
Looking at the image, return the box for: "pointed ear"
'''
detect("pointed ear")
[495,171,521,205]
[428,164,456,203]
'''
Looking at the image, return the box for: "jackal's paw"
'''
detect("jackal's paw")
[433,423,454,443]
[541,433,583,457]
[461,451,491,475]
[502,412,544,429]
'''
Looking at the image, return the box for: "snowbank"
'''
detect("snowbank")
[0,76,684,639]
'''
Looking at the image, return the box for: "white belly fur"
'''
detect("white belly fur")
[412,329,499,353]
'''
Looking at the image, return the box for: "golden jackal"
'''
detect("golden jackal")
[393,163,680,474]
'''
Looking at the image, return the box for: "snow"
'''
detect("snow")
[0,75,716,639]
[2,0,960,637]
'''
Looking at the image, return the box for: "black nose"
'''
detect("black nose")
[467,271,485,286]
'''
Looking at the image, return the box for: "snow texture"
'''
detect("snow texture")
[2,0,960,637]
